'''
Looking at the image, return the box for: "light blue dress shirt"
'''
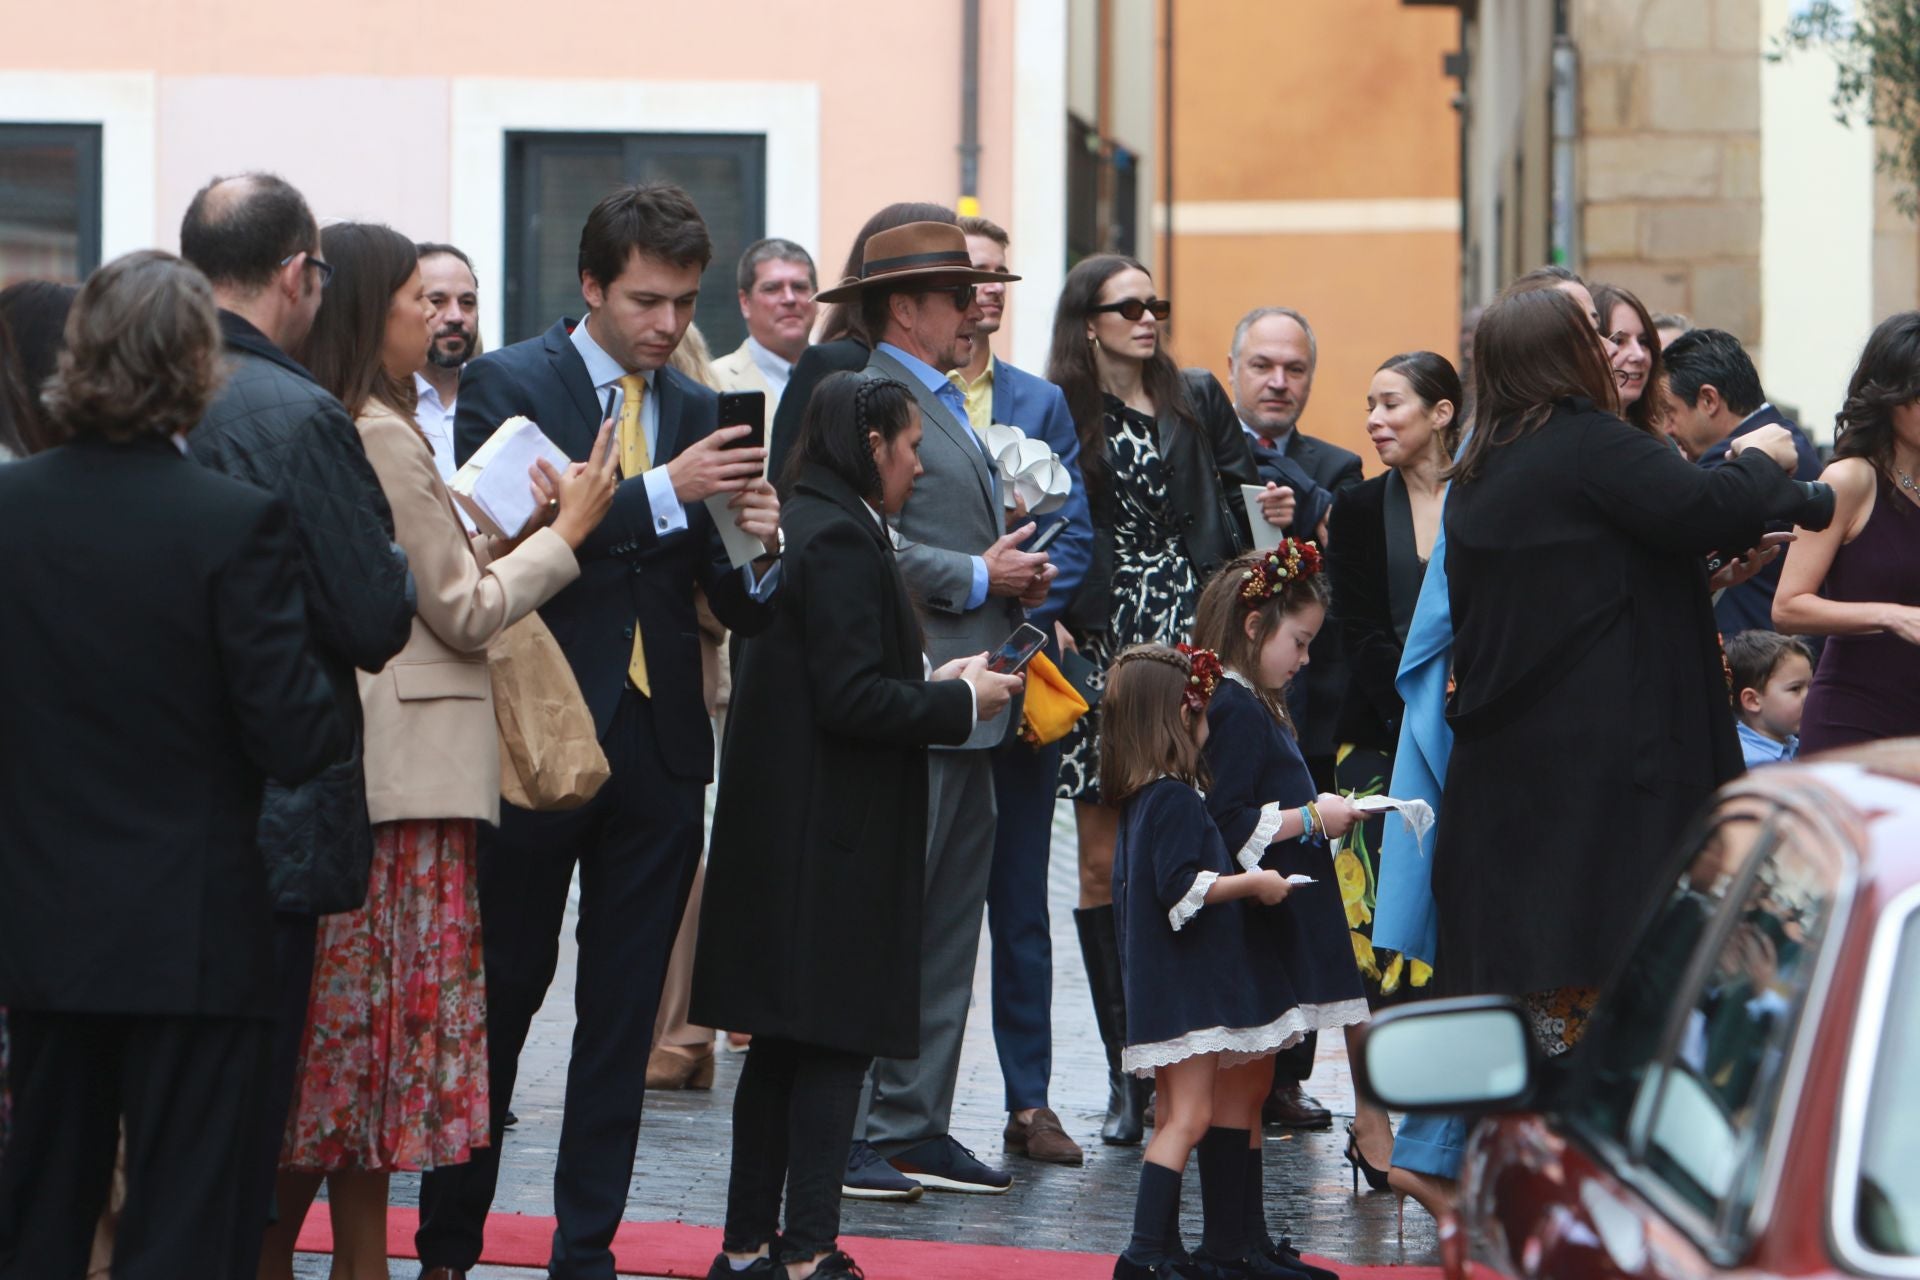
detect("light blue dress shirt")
[876,341,993,611]
[573,317,777,598]
[1737,720,1798,769]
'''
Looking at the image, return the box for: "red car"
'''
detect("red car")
[1358,743,1920,1280]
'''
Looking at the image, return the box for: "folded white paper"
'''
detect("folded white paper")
[1351,793,1437,845]
[704,494,768,570]
[1242,483,1285,551]
[450,416,572,540]
[1286,874,1317,886]
[981,422,1072,516]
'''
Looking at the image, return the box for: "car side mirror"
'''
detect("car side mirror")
[1356,996,1537,1112]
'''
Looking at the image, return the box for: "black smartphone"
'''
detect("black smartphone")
[1027,518,1070,553]
[716,390,767,451]
[986,622,1049,675]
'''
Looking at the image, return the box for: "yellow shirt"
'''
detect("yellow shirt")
[947,355,996,437]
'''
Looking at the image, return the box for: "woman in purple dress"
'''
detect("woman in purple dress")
[1775,311,1920,751]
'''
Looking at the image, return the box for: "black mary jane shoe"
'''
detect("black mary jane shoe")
[1264,1237,1339,1280]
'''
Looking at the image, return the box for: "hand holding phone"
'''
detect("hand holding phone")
[1026,518,1070,553]
[987,622,1048,675]
[716,391,767,452]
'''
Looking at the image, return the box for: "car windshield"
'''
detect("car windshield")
[1857,908,1920,1256]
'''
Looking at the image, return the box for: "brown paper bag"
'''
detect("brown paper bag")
[489,612,609,811]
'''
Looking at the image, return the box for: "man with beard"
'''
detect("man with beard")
[817,220,1049,1200]
[413,242,482,481]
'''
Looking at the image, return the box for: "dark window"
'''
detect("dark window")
[504,132,765,352]
[0,124,102,287]
[1564,801,1840,1253]
[1066,114,1102,264]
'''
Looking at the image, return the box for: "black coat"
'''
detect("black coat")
[691,464,974,1059]
[1435,399,1816,998]
[0,437,348,1016]
[1328,473,1426,752]
[767,338,869,485]
[1275,429,1365,761]
[189,312,415,916]
[1064,368,1260,636]
[453,319,776,777]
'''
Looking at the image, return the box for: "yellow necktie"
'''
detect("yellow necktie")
[616,373,650,696]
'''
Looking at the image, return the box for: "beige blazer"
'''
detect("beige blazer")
[354,404,580,826]
[711,340,778,419]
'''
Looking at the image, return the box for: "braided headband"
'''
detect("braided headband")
[1109,643,1224,714]
[1238,537,1324,608]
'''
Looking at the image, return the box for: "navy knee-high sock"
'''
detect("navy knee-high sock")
[1245,1138,1275,1252]
[1197,1126,1251,1259]
[1124,1160,1184,1263]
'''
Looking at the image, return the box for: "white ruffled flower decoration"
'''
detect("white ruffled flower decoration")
[980,423,1072,515]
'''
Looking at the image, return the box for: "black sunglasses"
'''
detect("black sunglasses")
[1091,297,1170,322]
[921,282,976,311]
[280,251,335,290]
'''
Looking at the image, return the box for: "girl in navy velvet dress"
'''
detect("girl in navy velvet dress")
[1193,545,1367,1275]
[1101,644,1302,1280]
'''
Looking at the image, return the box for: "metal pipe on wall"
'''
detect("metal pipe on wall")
[960,0,981,216]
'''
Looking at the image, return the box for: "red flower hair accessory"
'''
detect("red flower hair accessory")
[1176,643,1224,714]
[1237,537,1324,607]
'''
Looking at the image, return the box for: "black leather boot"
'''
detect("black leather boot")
[1075,904,1150,1145]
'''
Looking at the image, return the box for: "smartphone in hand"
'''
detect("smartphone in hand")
[986,622,1049,675]
[716,391,767,451]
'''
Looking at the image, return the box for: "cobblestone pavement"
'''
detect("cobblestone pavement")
[299,802,1439,1278]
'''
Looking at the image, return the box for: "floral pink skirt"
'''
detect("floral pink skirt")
[281,818,489,1172]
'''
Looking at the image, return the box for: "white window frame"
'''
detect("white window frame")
[449,78,819,348]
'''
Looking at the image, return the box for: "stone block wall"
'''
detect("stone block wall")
[1574,0,1763,342]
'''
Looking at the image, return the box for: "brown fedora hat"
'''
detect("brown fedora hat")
[814,220,1020,303]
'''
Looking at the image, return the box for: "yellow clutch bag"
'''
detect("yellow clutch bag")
[1021,650,1090,747]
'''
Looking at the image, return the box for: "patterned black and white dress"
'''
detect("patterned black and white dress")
[1058,402,1202,802]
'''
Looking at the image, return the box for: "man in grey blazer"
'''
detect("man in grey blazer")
[814,221,1054,1200]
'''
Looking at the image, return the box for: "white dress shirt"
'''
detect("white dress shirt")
[570,317,687,537]
[744,334,794,403]
[412,372,459,482]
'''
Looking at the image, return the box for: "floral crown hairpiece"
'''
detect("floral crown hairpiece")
[1238,538,1324,607]
[1110,643,1224,714]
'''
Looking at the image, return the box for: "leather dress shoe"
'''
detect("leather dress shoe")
[1262,1082,1332,1130]
[1003,1107,1085,1165]
[647,1045,716,1090]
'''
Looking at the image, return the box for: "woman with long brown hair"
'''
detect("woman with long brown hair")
[1046,253,1262,1145]
[1591,281,1663,437]
[1774,309,1920,748]
[1434,284,1827,1059]
[261,223,617,1280]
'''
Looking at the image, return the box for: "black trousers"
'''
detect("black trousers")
[723,1038,871,1263]
[1274,1032,1317,1084]
[416,689,703,1280]
[232,910,319,1278]
[0,1009,271,1280]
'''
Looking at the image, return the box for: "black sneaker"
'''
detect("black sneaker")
[886,1135,1013,1194]
[810,1250,867,1279]
[841,1139,925,1201]
[703,1254,778,1279]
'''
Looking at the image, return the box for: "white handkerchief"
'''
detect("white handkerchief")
[1351,794,1436,846]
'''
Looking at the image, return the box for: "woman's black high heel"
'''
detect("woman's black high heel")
[1344,1121,1390,1193]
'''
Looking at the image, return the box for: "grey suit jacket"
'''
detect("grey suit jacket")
[866,346,1024,750]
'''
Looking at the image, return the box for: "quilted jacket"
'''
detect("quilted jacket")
[189,312,415,916]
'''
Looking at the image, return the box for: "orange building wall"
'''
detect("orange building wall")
[1164,0,1461,471]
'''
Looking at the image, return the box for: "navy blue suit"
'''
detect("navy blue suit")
[416,319,774,1279]
[985,358,1092,1111]
[1697,405,1824,642]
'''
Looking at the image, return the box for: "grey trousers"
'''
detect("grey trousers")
[861,749,998,1155]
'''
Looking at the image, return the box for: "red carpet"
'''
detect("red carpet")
[296,1207,1440,1279]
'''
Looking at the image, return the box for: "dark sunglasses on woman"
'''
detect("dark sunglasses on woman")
[1090,297,1171,322]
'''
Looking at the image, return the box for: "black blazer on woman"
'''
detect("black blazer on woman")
[1328,472,1428,751]
[1065,368,1261,635]
[0,437,347,1018]
[1433,399,1821,1000]
[691,463,975,1059]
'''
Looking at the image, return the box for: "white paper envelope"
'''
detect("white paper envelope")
[450,416,573,540]
[703,494,769,570]
[1242,483,1284,551]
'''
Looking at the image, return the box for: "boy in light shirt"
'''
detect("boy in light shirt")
[1725,630,1814,768]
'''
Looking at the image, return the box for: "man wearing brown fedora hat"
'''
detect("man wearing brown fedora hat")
[815,221,1057,1201]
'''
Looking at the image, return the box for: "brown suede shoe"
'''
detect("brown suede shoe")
[646,1045,716,1090]
[1002,1107,1085,1166]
